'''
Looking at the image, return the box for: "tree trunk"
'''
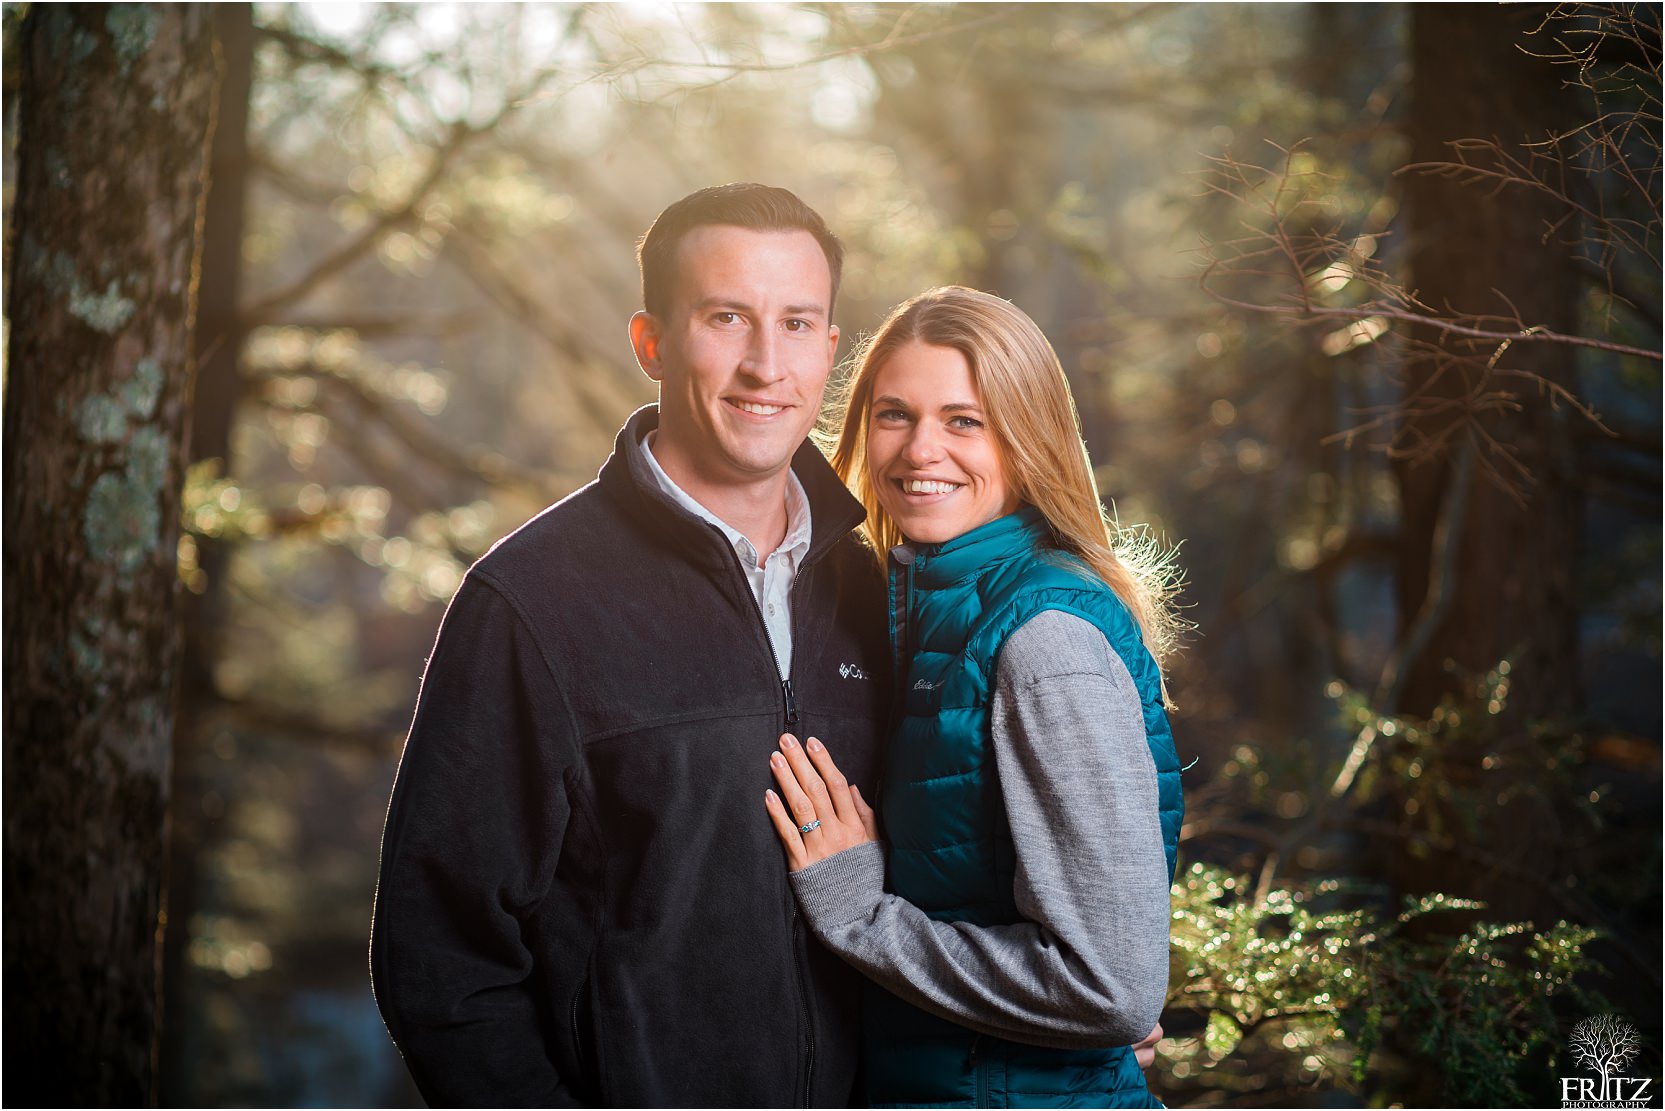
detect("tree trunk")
[161,6,254,1102]
[1389,4,1580,924]
[1397,4,1580,722]
[2,6,220,1105]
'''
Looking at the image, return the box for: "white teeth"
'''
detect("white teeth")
[904,479,960,495]
[734,400,785,416]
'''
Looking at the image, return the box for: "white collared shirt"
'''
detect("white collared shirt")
[642,435,812,679]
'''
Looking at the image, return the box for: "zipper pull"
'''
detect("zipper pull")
[782,678,800,725]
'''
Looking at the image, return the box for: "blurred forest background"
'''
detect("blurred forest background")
[3,2,1659,1107]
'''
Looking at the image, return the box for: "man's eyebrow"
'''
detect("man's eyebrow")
[689,297,753,312]
[688,297,827,318]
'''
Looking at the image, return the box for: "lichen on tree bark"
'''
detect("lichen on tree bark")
[2,5,221,1105]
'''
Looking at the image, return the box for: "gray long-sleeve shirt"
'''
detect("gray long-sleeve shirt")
[790,608,1172,1049]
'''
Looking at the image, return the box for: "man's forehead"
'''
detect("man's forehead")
[677,222,821,247]
[668,225,832,306]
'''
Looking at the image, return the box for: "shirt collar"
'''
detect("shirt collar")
[641,432,813,569]
[780,468,813,560]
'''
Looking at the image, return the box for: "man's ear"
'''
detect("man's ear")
[629,311,663,382]
[827,323,840,362]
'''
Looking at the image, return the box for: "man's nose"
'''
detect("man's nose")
[739,326,786,383]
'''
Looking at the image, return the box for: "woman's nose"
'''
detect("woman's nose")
[901,424,944,466]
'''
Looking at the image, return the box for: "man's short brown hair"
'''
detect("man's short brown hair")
[636,183,844,319]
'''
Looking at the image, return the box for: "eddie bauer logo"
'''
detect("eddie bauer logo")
[1562,1015,1653,1108]
[838,663,869,680]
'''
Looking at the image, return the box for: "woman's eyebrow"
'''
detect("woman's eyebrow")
[873,395,982,413]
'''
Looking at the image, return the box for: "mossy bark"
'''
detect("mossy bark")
[2,5,220,1104]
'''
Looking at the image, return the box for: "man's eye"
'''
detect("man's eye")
[713,312,741,325]
[784,318,811,332]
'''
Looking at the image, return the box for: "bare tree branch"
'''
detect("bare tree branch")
[441,224,641,438]
[242,36,571,326]
[1200,269,1663,362]
[249,363,571,501]
[574,3,1027,87]
[242,122,473,325]
[265,310,485,339]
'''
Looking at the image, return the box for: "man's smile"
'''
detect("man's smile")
[728,397,792,418]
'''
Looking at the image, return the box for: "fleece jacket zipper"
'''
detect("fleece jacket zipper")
[714,525,815,1102]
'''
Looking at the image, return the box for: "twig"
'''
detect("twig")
[242,122,472,325]
[250,364,569,500]
[1370,439,1476,715]
[262,310,485,339]
[442,226,641,438]
[1200,267,1662,362]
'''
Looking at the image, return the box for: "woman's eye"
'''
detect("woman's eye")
[874,408,908,423]
[950,416,984,430]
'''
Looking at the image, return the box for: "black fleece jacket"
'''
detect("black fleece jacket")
[370,407,890,1108]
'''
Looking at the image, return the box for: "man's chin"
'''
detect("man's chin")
[724,454,799,482]
[718,437,808,479]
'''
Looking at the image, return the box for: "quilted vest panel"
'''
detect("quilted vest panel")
[867,507,1181,1108]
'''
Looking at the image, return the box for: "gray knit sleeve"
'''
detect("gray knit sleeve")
[790,608,1171,1048]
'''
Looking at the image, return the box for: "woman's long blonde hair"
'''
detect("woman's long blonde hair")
[829,286,1183,665]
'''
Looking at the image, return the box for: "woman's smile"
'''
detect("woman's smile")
[896,476,962,498]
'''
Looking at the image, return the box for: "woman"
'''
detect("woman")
[763,287,1184,1108]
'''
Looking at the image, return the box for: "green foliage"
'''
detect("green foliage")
[1327,662,1615,871]
[1370,916,1599,1105]
[1163,862,1602,1105]
[1166,657,1648,1105]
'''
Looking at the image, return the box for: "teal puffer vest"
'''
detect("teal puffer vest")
[864,508,1182,1109]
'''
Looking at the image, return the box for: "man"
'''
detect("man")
[371,184,890,1107]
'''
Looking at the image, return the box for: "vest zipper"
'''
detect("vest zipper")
[969,1035,989,1108]
[885,551,920,709]
[900,552,919,674]
[879,548,917,809]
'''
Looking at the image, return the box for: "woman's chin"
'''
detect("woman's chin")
[892,504,1017,547]
[897,519,962,546]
